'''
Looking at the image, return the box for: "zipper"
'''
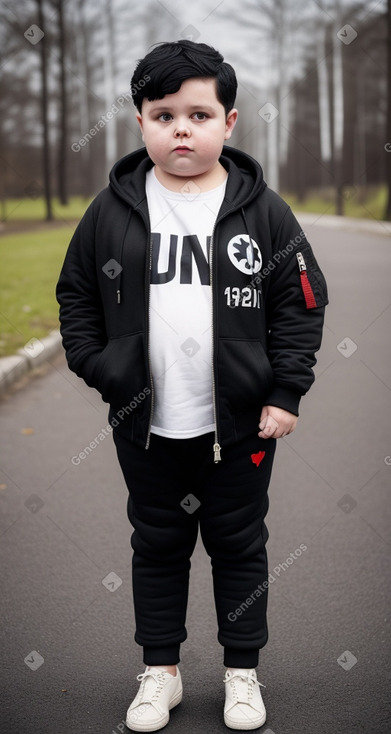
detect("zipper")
[145,220,221,459]
[209,202,240,463]
[144,198,236,459]
[209,222,221,463]
[145,232,155,450]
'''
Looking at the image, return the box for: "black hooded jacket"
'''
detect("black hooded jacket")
[56,145,328,459]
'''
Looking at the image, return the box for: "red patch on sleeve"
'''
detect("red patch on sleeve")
[300,271,317,309]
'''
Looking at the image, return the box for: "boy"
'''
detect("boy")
[56,40,328,732]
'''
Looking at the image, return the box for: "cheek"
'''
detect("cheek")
[144,123,162,140]
[197,134,224,156]
[200,121,226,143]
[144,132,166,155]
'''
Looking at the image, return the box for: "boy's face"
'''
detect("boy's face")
[136,77,238,188]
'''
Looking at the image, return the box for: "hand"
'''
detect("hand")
[258,405,298,439]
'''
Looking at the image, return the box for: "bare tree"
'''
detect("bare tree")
[0,0,387,214]
[37,0,53,220]
[71,0,101,196]
[57,0,68,205]
[317,24,332,185]
[332,0,344,215]
[102,0,117,172]
[385,0,391,220]
[223,0,315,191]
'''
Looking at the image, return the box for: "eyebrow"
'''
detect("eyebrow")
[148,104,216,114]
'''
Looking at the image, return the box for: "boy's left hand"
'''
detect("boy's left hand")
[258,405,298,439]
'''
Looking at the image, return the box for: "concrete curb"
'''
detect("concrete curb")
[0,330,64,396]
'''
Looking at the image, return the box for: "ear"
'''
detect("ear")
[224,108,238,140]
[136,113,144,141]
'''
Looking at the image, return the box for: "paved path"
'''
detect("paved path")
[1,222,390,734]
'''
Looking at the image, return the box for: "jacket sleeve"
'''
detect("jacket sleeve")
[264,207,328,416]
[56,197,108,390]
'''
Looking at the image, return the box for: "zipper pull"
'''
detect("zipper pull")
[117,289,121,304]
[296,251,317,308]
[296,252,306,272]
[213,442,221,463]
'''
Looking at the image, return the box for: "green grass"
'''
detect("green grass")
[0,227,72,357]
[0,195,93,222]
[1,188,388,224]
[282,185,388,221]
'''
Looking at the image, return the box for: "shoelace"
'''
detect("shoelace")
[135,669,168,703]
[223,669,266,703]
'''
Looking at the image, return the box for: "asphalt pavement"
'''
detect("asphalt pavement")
[1,220,391,734]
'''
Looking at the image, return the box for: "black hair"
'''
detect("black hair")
[130,39,237,116]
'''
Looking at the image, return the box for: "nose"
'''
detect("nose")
[174,120,190,137]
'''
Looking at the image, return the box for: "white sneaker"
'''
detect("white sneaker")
[126,666,182,732]
[223,668,266,730]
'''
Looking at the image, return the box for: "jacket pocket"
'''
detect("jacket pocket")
[93,332,146,406]
[218,338,274,412]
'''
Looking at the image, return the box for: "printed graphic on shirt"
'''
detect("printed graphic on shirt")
[150,233,210,285]
[227,234,262,275]
[145,167,226,439]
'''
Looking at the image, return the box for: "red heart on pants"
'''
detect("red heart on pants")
[251,451,265,467]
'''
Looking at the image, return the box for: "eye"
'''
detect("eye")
[192,112,209,121]
[158,113,172,122]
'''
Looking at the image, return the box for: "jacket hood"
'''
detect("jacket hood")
[109,145,266,209]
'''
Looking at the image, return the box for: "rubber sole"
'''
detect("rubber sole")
[126,689,183,732]
[224,709,266,730]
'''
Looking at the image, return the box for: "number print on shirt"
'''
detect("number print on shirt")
[224,286,262,309]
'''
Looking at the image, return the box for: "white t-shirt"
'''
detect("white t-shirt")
[145,167,227,438]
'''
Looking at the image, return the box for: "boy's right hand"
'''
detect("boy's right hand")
[258,405,298,439]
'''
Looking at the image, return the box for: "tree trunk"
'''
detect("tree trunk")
[385,0,391,219]
[75,0,94,197]
[57,0,68,205]
[103,0,117,173]
[37,0,52,220]
[333,4,344,216]
[317,24,332,186]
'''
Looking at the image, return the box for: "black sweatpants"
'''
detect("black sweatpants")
[113,428,276,669]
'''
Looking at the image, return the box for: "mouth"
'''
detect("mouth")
[173,145,192,152]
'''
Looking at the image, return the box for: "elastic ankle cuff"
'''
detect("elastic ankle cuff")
[143,644,180,666]
[224,647,259,669]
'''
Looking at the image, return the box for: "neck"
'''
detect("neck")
[154,161,227,192]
